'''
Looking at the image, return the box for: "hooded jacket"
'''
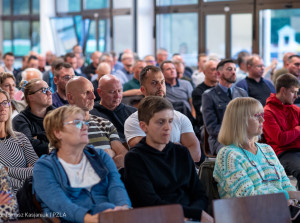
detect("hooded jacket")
[263,93,300,156]
[124,138,208,220]
[33,146,131,223]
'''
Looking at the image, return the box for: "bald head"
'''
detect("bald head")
[283,52,295,68]
[98,74,123,110]
[21,68,43,81]
[96,62,111,80]
[66,77,95,111]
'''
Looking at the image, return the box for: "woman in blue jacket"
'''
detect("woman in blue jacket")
[33,105,131,223]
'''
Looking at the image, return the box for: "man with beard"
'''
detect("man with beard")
[66,77,128,168]
[52,62,75,107]
[90,75,137,143]
[202,59,248,155]
[124,66,200,162]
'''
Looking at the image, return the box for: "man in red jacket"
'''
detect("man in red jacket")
[263,73,300,188]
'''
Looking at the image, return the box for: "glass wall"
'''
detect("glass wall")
[156,13,198,66]
[1,0,40,56]
[260,8,300,66]
[114,15,133,55]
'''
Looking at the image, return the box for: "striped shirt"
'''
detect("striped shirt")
[88,115,120,151]
[0,132,38,192]
[213,143,296,199]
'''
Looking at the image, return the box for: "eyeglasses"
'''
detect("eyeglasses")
[241,144,280,182]
[254,65,265,68]
[253,112,264,120]
[61,75,75,81]
[29,87,52,95]
[64,120,89,130]
[0,100,10,108]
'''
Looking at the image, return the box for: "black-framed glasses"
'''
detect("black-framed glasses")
[0,100,10,108]
[64,120,89,130]
[241,144,280,182]
[29,87,52,95]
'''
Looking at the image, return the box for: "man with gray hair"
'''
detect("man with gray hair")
[114,52,135,85]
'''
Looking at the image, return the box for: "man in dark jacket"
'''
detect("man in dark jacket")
[13,79,54,157]
[124,96,213,222]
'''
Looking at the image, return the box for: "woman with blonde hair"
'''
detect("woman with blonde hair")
[33,105,131,223]
[0,88,37,192]
[213,97,300,202]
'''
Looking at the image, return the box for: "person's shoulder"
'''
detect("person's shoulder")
[121,103,137,112]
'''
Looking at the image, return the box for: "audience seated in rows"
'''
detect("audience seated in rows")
[33,105,131,223]
[263,73,300,188]
[124,96,213,223]
[124,65,200,162]
[13,79,54,157]
[90,74,137,143]
[202,59,248,155]
[66,77,128,169]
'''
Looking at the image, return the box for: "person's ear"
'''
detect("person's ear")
[54,129,62,141]
[66,93,73,104]
[54,76,58,85]
[97,88,101,97]
[139,121,148,134]
[140,86,146,95]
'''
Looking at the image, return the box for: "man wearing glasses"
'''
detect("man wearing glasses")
[236,55,275,106]
[202,59,248,155]
[52,62,75,108]
[263,73,300,189]
[13,79,54,157]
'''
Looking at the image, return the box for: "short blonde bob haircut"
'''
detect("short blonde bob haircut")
[43,105,86,149]
[218,97,263,147]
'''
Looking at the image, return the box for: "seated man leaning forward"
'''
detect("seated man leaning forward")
[33,105,131,223]
[124,96,212,223]
[124,65,200,162]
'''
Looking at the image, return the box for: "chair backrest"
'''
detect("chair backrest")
[213,193,291,223]
[99,204,185,223]
[203,126,216,158]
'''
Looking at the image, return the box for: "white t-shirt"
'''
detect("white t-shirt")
[124,110,194,143]
[59,154,101,191]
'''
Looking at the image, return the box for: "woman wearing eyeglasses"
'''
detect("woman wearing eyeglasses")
[0,72,26,118]
[12,79,54,157]
[0,88,38,192]
[33,105,131,223]
[213,97,299,201]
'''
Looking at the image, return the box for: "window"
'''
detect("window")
[56,0,80,13]
[260,8,300,66]
[156,13,198,66]
[156,0,197,6]
[84,0,109,10]
[1,0,40,56]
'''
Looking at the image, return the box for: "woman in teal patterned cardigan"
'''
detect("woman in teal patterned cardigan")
[213,97,300,202]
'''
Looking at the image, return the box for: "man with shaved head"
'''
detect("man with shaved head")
[66,76,128,168]
[90,74,137,143]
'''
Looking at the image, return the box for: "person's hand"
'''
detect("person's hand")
[84,213,99,223]
[0,191,11,205]
[104,149,116,158]
[113,155,125,169]
[200,210,214,223]
[113,205,130,211]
